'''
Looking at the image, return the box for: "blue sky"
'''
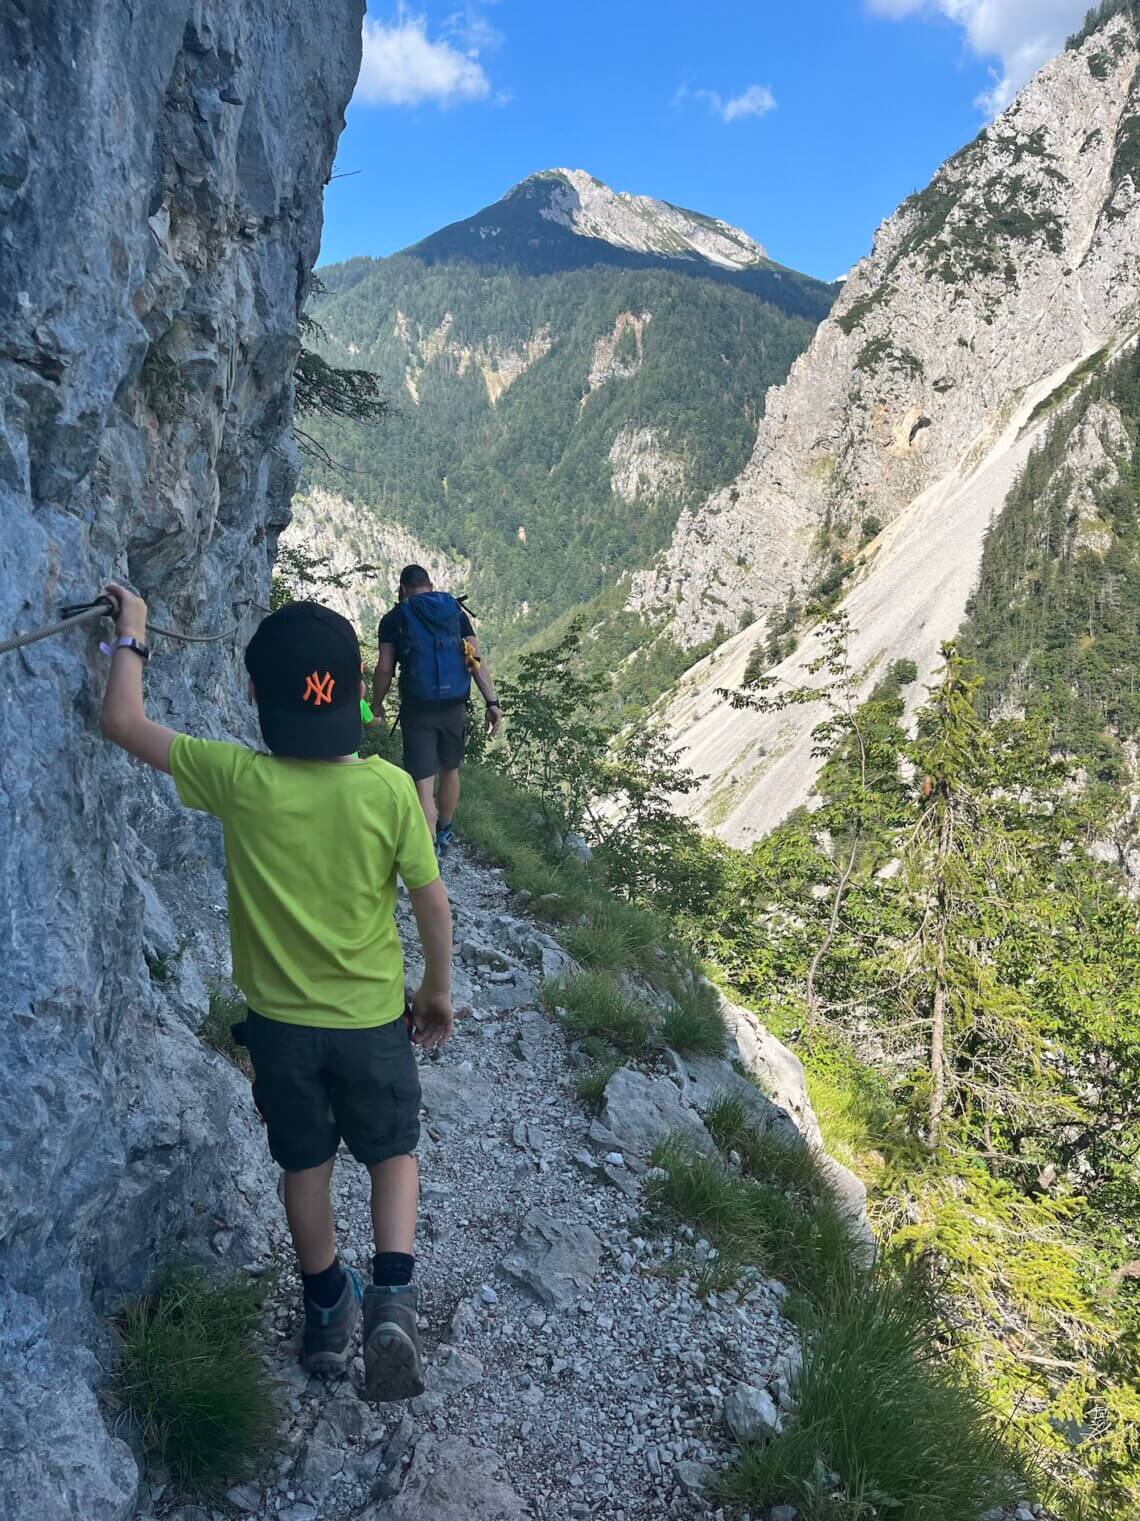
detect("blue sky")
[320,0,1093,281]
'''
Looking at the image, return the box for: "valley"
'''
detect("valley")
[5,1,1140,1518]
[285,6,1140,1516]
[290,170,835,654]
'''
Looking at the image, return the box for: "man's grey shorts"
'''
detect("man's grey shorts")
[244,1009,421,1172]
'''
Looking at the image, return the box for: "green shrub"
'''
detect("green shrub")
[115,1268,277,1489]
[661,982,727,1056]
[548,971,654,1054]
[718,1265,1024,1521]
[200,989,252,1078]
[455,768,592,919]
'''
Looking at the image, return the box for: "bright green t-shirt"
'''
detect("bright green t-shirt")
[170,737,439,1028]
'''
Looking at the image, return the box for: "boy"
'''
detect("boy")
[98,583,452,1399]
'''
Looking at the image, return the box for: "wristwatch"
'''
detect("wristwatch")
[486,700,501,711]
[101,635,151,661]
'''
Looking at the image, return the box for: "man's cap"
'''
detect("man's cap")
[244,601,363,759]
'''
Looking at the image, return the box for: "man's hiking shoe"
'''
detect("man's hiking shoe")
[301,1267,362,1376]
[436,822,455,860]
[363,1284,425,1401]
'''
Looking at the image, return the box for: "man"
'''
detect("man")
[372,565,501,856]
[98,583,452,1399]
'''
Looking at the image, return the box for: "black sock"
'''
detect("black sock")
[372,1251,415,1288]
[302,1257,346,1309]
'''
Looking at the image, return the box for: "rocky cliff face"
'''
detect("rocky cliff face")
[527,168,770,269]
[634,11,1140,649]
[0,4,362,1517]
[283,486,470,638]
[641,10,1140,842]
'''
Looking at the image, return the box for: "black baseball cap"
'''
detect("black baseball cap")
[244,601,363,759]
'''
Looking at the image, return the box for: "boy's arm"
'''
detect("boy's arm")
[372,642,397,711]
[466,637,502,736]
[408,876,454,1049]
[99,583,179,774]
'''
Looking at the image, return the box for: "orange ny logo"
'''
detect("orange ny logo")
[302,670,335,706]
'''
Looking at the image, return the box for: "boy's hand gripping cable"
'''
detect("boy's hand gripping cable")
[0,593,267,659]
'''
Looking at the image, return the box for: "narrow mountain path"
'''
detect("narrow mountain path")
[212,847,800,1521]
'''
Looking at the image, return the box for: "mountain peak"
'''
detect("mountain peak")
[399,167,833,320]
[510,167,769,269]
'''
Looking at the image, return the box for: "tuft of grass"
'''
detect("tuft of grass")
[200,989,253,1077]
[658,1242,746,1297]
[711,1097,837,1200]
[548,971,655,1055]
[647,1132,861,1305]
[575,1058,623,1113]
[705,1092,750,1150]
[661,981,727,1056]
[717,1264,1024,1521]
[115,1268,277,1489]
[563,908,640,968]
[146,948,178,984]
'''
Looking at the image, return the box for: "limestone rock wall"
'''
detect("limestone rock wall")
[0,3,363,1516]
[632,12,1140,646]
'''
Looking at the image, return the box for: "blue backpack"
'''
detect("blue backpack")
[396,591,471,704]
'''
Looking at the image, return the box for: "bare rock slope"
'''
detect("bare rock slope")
[283,486,470,639]
[0,4,362,1517]
[639,12,1140,839]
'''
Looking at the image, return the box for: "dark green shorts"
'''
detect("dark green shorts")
[243,1010,421,1172]
[400,700,467,781]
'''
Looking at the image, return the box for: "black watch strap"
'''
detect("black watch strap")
[106,635,150,661]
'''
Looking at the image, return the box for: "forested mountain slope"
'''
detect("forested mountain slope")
[964,338,1140,775]
[296,171,834,649]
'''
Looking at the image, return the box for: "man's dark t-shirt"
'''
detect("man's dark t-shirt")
[379,602,474,718]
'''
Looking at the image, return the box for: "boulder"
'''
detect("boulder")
[501,1207,602,1311]
[715,990,822,1145]
[724,1381,781,1443]
[382,1436,527,1520]
[599,1067,714,1161]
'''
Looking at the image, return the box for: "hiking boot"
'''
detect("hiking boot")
[363,1284,425,1401]
[301,1266,362,1376]
[436,822,455,861]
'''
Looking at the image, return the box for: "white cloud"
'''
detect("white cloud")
[356,7,493,108]
[720,83,779,122]
[684,83,778,123]
[867,1,1093,114]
